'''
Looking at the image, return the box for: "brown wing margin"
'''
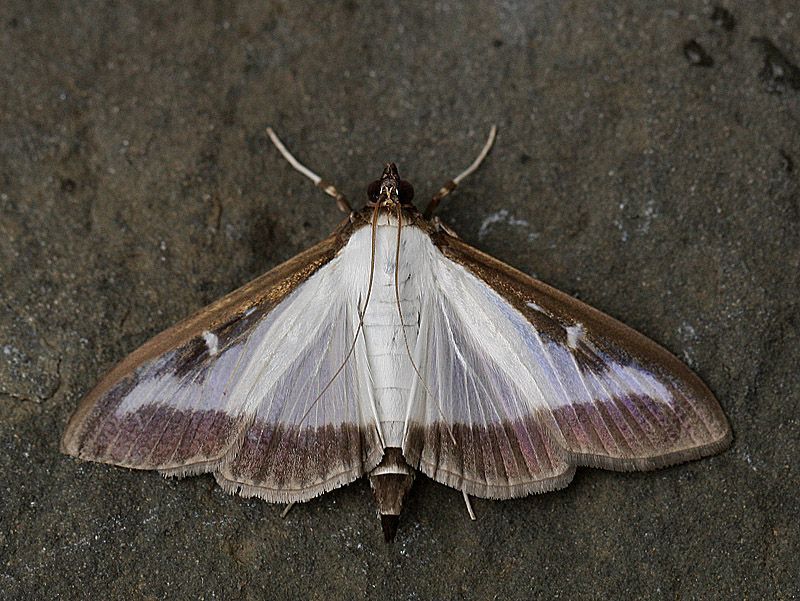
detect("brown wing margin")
[61,231,344,457]
[409,232,731,498]
[60,223,385,504]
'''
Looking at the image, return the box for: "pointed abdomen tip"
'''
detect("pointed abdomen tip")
[381,514,400,542]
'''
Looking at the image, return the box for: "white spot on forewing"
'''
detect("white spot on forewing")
[566,323,585,349]
[526,301,544,313]
[116,340,249,416]
[202,331,219,356]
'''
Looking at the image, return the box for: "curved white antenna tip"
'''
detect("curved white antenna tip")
[266,127,322,185]
[452,125,499,185]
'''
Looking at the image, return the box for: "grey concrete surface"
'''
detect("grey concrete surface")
[1,2,798,599]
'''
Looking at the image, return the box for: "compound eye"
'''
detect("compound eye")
[367,180,381,201]
[398,180,414,204]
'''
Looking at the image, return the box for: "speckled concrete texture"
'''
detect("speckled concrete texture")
[1,2,798,599]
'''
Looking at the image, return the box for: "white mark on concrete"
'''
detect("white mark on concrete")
[678,321,698,367]
[614,201,629,242]
[478,209,532,241]
[637,197,658,234]
[679,322,697,340]
[615,198,660,241]
[737,447,760,472]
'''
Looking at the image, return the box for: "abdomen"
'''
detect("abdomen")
[362,278,420,447]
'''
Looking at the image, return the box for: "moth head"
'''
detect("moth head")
[367,163,415,208]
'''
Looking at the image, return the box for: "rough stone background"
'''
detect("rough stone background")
[1,1,798,599]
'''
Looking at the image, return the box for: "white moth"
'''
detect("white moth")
[62,127,731,541]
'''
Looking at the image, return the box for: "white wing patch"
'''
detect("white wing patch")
[402,234,730,498]
[66,239,386,502]
[202,331,219,356]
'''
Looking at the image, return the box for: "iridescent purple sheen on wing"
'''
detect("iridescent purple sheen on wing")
[79,403,239,469]
[405,418,572,499]
[215,421,382,503]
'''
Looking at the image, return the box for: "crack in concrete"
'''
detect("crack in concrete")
[0,391,39,405]
[0,356,63,405]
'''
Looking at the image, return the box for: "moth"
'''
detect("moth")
[62,127,731,541]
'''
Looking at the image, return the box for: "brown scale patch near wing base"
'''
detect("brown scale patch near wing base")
[212,422,383,504]
[404,418,575,500]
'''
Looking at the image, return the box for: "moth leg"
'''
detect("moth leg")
[423,125,497,218]
[266,127,352,214]
[462,489,477,520]
[431,216,460,238]
[280,502,296,519]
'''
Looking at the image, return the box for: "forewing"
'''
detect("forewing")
[62,232,383,502]
[402,234,731,499]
